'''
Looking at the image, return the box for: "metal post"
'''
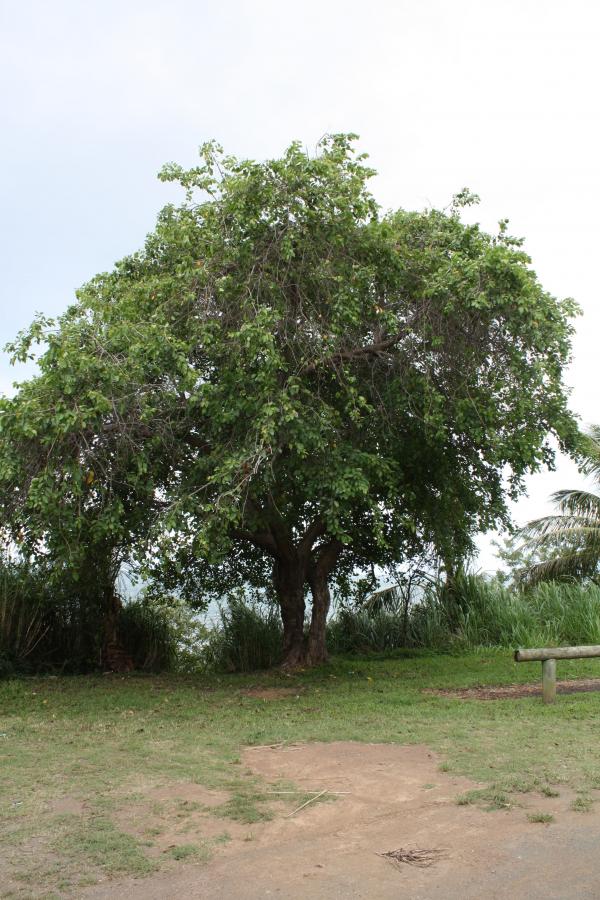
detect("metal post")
[542,658,556,704]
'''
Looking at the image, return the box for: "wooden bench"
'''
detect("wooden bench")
[514,645,600,703]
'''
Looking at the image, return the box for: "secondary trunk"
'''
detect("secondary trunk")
[306,572,330,665]
[273,557,307,667]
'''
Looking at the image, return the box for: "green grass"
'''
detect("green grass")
[571,794,594,812]
[540,785,560,798]
[214,791,274,824]
[2,650,600,894]
[455,788,512,811]
[165,843,210,861]
[56,815,156,875]
[527,812,554,823]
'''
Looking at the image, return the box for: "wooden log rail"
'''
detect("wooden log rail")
[514,645,600,703]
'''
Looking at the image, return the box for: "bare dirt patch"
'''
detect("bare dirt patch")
[84,741,600,899]
[144,782,229,808]
[48,796,87,816]
[427,677,600,700]
[113,781,240,858]
[240,686,303,700]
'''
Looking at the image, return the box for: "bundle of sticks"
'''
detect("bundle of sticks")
[377,847,447,869]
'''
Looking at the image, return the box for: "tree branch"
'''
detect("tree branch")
[298,518,326,554]
[301,331,406,376]
[231,528,279,557]
[311,538,344,579]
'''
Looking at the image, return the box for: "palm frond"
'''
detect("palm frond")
[551,489,600,518]
[520,515,600,544]
[363,585,403,613]
[521,548,600,585]
[578,427,600,481]
[518,425,600,584]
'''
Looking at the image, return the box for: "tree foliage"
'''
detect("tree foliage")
[0,135,580,665]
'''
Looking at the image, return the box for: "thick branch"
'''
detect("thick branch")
[301,331,406,376]
[231,528,278,556]
[311,537,344,579]
[265,494,293,555]
[298,518,327,554]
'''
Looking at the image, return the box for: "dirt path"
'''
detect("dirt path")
[85,742,600,899]
[428,677,600,700]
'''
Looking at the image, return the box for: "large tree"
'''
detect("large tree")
[0,135,579,665]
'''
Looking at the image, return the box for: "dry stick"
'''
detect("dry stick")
[245,742,287,751]
[268,790,350,795]
[286,789,327,817]
[246,742,304,752]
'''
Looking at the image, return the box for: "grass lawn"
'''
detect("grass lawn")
[2,650,600,896]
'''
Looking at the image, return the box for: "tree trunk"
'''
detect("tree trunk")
[101,586,134,673]
[273,557,307,667]
[272,538,341,669]
[306,539,342,666]
[306,572,330,665]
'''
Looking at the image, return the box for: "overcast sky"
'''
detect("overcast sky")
[1,0,598,572]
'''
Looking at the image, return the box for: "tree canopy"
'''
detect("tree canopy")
[0,134,580,665]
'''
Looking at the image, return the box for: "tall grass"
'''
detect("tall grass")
[326,607,409,654]
[119,600,179,672]
[202,596,283,672]
[437,576,600,649]
[196,576,600,671]
[0,562,49,676]
[5,550,600,675]
[329,575,600,654]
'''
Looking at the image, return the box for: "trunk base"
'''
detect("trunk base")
[102,592,134,673]
[103,642,135,673]
[280,641,308,669]
[305,643,328,667]
[280,638,328,669]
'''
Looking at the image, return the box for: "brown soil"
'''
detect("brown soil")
[427,677,600,700]
[112,781,237,859]
[143,781,229,807]
[240,686,304,700]
[48,796,87,816]
[83,741,600,899]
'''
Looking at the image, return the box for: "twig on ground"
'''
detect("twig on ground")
[268,790,350,795]
[246,742,304,751]
[245,742,287,751]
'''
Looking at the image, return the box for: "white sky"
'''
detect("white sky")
[1,0,598,573]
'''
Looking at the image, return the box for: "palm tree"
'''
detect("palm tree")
[519,426,600,584]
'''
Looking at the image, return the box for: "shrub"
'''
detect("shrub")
[0,553,200,674]
[119,595,207,673]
